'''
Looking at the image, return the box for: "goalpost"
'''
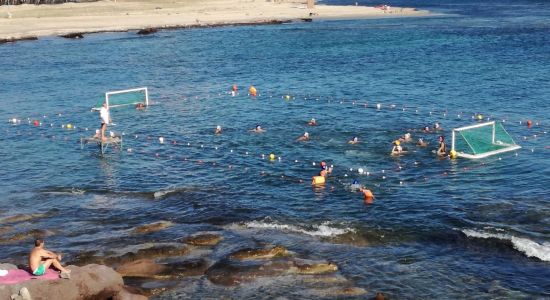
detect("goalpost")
[93,87,149,110]
[451,121,521,159]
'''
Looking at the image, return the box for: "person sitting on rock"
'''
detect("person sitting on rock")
[29,239,71,278]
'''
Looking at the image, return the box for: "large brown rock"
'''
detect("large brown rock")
[182,233,223,246]
[0,264,146,300]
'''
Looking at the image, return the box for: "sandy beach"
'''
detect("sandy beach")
[0,0,430,41]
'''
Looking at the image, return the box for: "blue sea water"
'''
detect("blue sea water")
[0,0,549,298]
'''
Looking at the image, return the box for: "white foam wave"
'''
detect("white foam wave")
[230,220,354,237]
[462,229,550,262]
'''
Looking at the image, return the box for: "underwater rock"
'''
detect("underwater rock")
[116,258,208,279]
[131,221,173,234]
[182,233,223,246]
[206,260,293,286]
[0,213,48,224]
[229,245,290,260]
[290,261,338,275]
[137,28,158,35]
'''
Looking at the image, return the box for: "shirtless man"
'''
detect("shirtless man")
[348,136,359,144]
[297,132,310,141]
[251,124,266,133]
[29,239,70,276]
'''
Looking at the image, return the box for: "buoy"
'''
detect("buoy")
[450,150,457,159]
[285,95,291,100]
[477,114,483,120]
[249,86,257,97]
[67,124,73,129]
[376,103,381,110]
[33,120,39,126]
[159,137,164,144]
[361,189,374,204]
[527,120,532,128]
[269,153,275,160]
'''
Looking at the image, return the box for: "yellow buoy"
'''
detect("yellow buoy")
[450,150,457,159]
[477,114,483,120]
[67,124,73,129]
[269,153,275,160]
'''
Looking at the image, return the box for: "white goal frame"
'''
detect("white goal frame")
[93,87,149,110]
[452,121,521,159]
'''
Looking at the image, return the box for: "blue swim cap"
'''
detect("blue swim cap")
[353,179,359,185]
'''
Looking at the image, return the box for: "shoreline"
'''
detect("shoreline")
[0,0,431,43]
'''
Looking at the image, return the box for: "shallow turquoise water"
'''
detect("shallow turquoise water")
[0,0,549,298]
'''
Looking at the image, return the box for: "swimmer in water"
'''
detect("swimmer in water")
[437,135,447,156]
[350,179,361,191]
[417,138,428,147]
[251,124,266,133]
[348,136,359,144]
[400,132,412,142]
[434,122,442,131]
[308,118,317,126]
[135,103,145,110]
[215,125,222,135]
[391,140,406,156]
[423,126,431,133]
[297,132,310,141]
[320,161,333,176]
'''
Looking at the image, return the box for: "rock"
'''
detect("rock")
[0,264,146,300]
[116,258,209,279]
[60,33,84,39]
[206,260,293,286]
[182,233,223,246]
[0,213,48,224]
[0,263,18,270]
[137,28,158,35]
[229,245,289,260]
[375,292,387,300]
[0,36,38,44]
[309,286,368,297]
[106,245,189,265]
[0,226,13,235]
[290,261,338,275]
[131,221,173,234]
[0,229,50,245]
[116,259,166,277]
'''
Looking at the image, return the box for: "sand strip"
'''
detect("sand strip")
[0,0,430,41]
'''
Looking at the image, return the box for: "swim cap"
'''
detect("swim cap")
[395,140,400,145]
[305,132,309,137]
[353,179,359,185]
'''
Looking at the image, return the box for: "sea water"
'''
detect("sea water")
[0,0,549,298]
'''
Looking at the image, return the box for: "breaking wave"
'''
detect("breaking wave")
[461,229,550,262]
[227,219,355,237]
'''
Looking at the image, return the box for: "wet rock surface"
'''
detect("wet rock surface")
[131,221,173,234]
[229,245,290,260]
[182,233,223,246]
[0,264,146,300]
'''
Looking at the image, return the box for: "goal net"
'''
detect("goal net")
[93,87,149,110]
[452,121,521,159]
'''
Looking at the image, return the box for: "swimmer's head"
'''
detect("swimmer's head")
[418,138,423,143]
[405,133,411,138]
[320,161,327,170]
[304,132,309,137]
[439,135,445,142]
[216,125,221,130]
[395,140,401,146]
[353,137,358,142]
[311,118,316,122]
[352,179,359,185]
[434,122,440,129]
[424,126,430,131]
[256,124,261,130]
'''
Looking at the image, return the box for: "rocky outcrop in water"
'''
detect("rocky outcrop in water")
[0,264,146,300]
